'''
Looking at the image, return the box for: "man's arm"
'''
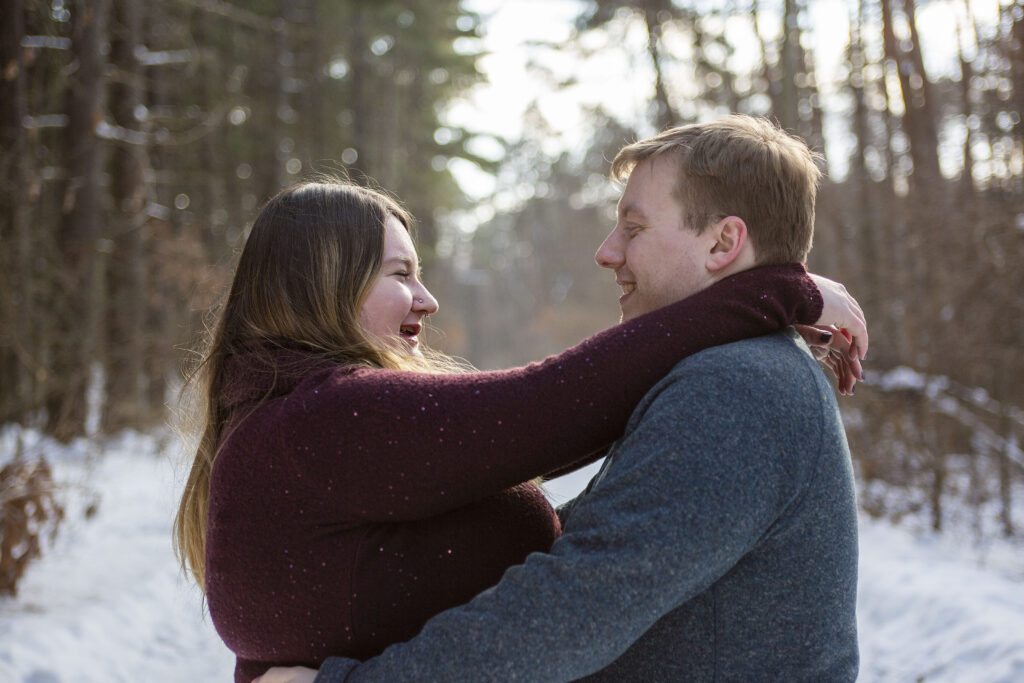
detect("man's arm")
[312,348,809,683]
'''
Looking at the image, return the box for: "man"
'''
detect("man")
[262,115,861,681]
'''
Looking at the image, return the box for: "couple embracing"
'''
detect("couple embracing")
[176,115,865,682]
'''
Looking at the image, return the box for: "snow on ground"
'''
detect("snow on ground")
[0,429,234,682]
[1,430,1023,682]
[857,520,1024,682]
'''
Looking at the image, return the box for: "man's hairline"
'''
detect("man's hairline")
[616,152,738,243]
[612,131,815,266]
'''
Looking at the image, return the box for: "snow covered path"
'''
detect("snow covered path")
[1,433,1023,682]
[857,521,1024,682]
[0,433,234,682]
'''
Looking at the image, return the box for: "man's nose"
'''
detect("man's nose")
[595,228,624,270]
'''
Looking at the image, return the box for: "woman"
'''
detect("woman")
[173,180,863,682]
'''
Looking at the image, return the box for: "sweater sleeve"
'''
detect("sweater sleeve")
[310,345,816,682]
[278,263,821,522]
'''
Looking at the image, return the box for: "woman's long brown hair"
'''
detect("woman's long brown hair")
[172,181,461,591]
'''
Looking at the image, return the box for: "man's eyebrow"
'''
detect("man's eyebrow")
[618,203,647,220]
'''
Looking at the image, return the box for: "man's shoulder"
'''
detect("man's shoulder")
[662,328,817,389]
[627,328,833,431]
[680,327,809,366]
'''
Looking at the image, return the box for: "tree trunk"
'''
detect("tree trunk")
[880,0,942,190]
[0,0,28,423]
[253,7,287,200]
[141,0,171,414]
[1009,5,1024,161]
[348,1,377,184]
[994,348,1017,537]
[103,0,149,432]
[47,0,108,441]
[903,0,942,184]
[300,0,326,175]
[641,3,677,130]
[776,0,801,132]
[192,4,226,250]
[846,0,892,353]
[955,3,977,200]
[847,7,872,281]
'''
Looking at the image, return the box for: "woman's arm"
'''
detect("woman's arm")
[277,264,837,521]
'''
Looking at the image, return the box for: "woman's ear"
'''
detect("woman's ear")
[705,216,749,273]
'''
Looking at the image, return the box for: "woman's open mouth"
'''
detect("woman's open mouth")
[399,323,421,345]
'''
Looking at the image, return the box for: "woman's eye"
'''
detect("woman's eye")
[394,271,410,280]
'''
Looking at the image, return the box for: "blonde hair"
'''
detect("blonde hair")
[611,114,823,264]
[173,180,462,590]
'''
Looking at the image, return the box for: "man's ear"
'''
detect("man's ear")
[705,216,749,273]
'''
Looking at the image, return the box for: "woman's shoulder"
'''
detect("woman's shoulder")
[220,347,359,411]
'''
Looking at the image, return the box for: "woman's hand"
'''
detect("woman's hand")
[794,324,863,395]
[251,666,318,683]
[809,273,868,361]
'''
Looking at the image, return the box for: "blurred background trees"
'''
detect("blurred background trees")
[1,0,483,439]
[1,0,1021,556]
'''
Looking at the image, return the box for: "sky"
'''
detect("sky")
[447,0,1008,202]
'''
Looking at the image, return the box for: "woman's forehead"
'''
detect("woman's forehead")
[383,215,418,262]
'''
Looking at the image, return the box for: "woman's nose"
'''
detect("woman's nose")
[415,285,439,314]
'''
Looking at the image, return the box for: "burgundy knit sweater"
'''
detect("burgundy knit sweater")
[203,264,822,682]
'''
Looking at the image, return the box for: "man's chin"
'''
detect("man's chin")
[620,300,666,322]
[618,302,643,322]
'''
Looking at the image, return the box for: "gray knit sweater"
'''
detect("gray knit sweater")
[314,329,859,682]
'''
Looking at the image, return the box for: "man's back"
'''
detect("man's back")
[571,328,859,681]
[315,329,859,683]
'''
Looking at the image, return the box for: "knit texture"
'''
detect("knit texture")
[202,264,822,682]
[315,330,858,682]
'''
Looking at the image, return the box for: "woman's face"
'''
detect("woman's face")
[359,216,439,356]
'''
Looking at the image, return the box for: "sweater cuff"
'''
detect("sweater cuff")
[313,657,359,683]
[793,262,824,324]
[758,261,823,324]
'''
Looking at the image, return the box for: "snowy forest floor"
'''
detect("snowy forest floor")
[1,428,1023,682]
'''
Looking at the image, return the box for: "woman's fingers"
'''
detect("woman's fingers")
[793,323,833,359]
[786,323,865,395]
[808,274,869,360]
